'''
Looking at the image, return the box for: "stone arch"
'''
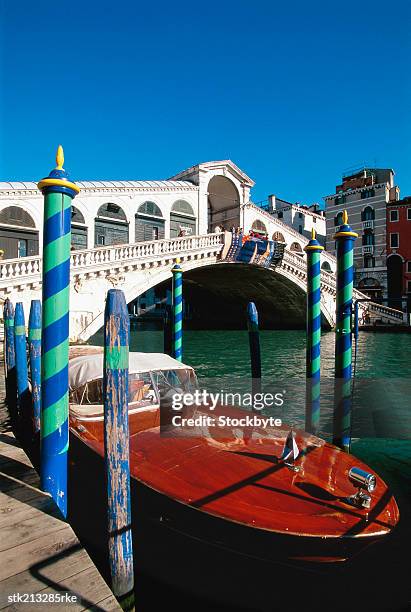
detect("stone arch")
[321,261,332,272]
[71,206,87,250]
[207,175,240,232]
[251,219,268,236]
[136,201,165,242]
[77,248,335,341]
[290,241,303,256]
[95,202,129,246]
[0,205,39,258]
[272,231,285,243]
[170,200,196,237]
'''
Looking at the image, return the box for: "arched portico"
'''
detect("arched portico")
[0,205,39,258]
[95,202,129,246]
[207,176,240,232]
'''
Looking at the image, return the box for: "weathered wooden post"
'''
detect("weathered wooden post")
[38,145,79,517]
[163,303,173,356]
[332,211,358,452]
[28,299,42,433]
[3,299,17,418]
[14,303,29,431]
[247,302,262,401]
[171,259,183,361]
[103,289,135,611]
[304,229,324,434]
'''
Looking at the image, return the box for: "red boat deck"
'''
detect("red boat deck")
[70,407,399,541]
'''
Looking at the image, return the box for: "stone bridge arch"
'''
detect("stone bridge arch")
[76,251,336,341]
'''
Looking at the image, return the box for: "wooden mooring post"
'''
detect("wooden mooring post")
[304,229,324,435]
[247,302,262,402]
[3,298,17,424]
[28,299,42,433]
[14,302,29,431]
[37,145,79,517]
[103,288,135,611]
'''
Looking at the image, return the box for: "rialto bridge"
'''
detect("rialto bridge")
[0,159,405,339]
[0,207,405,341]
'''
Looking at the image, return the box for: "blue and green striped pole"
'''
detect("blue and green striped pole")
[3,299,16,415]
[103,289,134,611]
[332,210,358,452]
[14,303,29,430]
[304,229,324,434]
[38,146,79,517]
[28,300,42,434]
[171,259,183,362]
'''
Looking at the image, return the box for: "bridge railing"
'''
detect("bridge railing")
[244,202,336,271]
[0,233,225,283]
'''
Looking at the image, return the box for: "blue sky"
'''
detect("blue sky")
[1,0,410,206]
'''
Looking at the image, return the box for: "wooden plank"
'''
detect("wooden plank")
[0,547,93,609]
[0,492,56,529]
[0,528,79,581]
[38,566,117,612]
[0,508,67,552]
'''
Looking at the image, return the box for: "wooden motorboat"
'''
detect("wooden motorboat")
[67,346,399,569]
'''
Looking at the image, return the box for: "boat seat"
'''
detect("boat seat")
[70,404,104,418]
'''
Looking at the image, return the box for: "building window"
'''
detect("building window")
[390,233,399,248]
[407,208,411,221]
[407,261,411,273]
[313,217,317,223]
[335,195,346,205]
[361,206,375,221]
[298,225,303,234]
[277,211,283,219]
[97,235,105,246]
[298,212,303,218]
[364,255,375,268]
[361,189,375,199]
[17,239,27,258]
[390,209,399,222]
[407,280,411,293]
[334,211,344,226]
[362,231,375,246]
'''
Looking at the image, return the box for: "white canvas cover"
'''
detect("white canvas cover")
[69,351,193,391]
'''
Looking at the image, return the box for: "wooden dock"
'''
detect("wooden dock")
[0,360,121,611]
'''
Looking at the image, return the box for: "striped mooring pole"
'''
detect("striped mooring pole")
[14,303,29,429]
[103,289,135,611]
[171,259,183,361]
[163,303,173,356]
[332,210,358,452]
[247,302,262,400]
[28,300,42,434]
[37,146,80,517]
[304,229,324,434]
[3,299,16,417]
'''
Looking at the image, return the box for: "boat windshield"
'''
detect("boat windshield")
[151,368,198,407]
[70,372,158,409]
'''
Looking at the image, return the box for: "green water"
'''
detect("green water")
[92,326,411,438]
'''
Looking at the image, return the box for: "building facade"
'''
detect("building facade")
[324,167,399,300]
[0,160,254,260]
[267,195,326,246]
[386,195,411,308]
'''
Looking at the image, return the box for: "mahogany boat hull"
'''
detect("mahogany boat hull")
[68,405,399,570]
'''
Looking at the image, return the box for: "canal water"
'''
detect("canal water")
[89,326,411,611]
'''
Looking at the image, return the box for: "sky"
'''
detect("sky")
[0,0,410,206]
